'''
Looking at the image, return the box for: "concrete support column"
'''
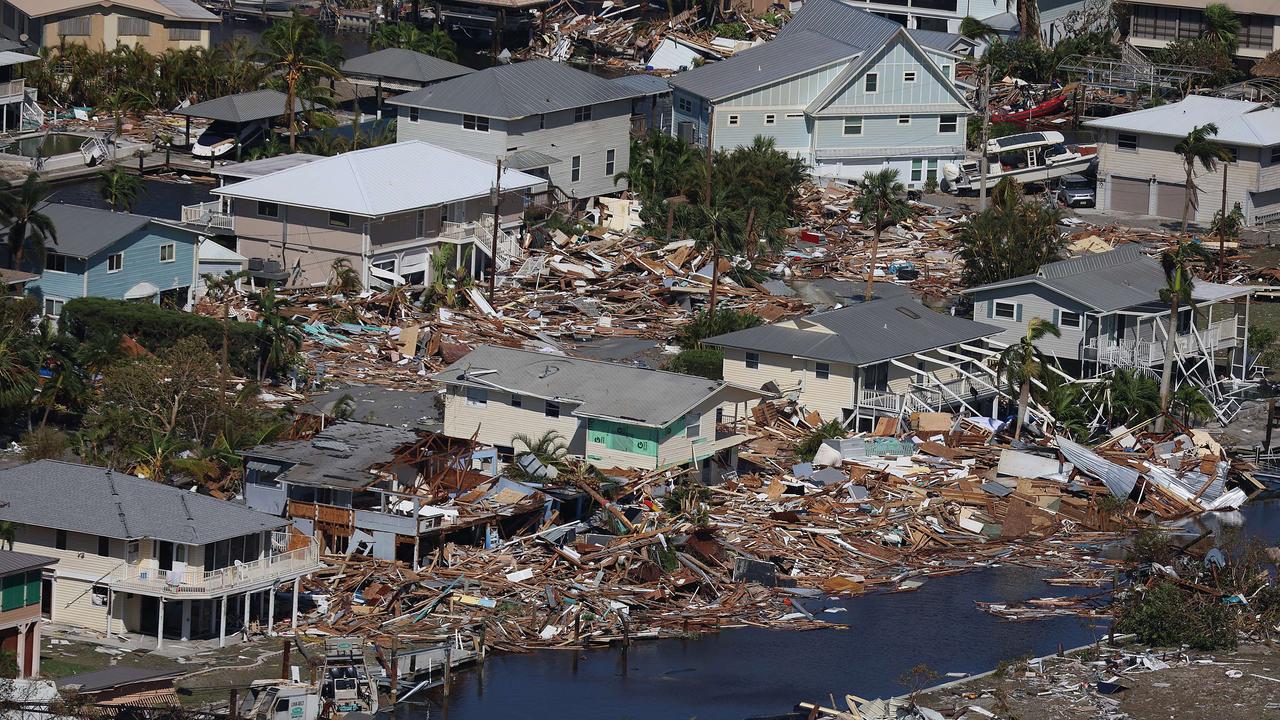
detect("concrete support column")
[180,600,191,641]
[291,578,300,630]
[218,596,228,648]
[15,623,27,679]
[267,585,276,637]
[243,591,251,637]
[157,598,165,649]
[28,621,39,678]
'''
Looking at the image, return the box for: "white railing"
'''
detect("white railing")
[858,388,938,414]
[0,78,24,101]
[440,215,522,271]
[112,539,319,596]
[1090,317,1239,367]
[182,200,234,231]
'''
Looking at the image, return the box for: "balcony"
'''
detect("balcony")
[181,200,234,231]
[0,78,24,104]
[1088,317,1239,367]
[111,539,320,597]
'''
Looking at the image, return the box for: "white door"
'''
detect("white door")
[172,544,187,580]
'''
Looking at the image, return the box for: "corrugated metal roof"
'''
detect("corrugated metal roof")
[611,73,673,95]
[906,28,966,52]
[704,295,1000,365]
[30,204,151,259]
[388,59,644,119]
[0,550,55,577]
[507,149,561,169]
[211,153,324,180]
[213,141,545,216]
[435,345,735,427]
[669,30,859,101]
[245,421,419,489]
[341,48,472,85]
[175,89,308,123]
[1085,95,1280,147]
[0,460,287,544]
[776,0,901,50]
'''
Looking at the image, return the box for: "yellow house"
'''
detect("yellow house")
[0,0,217,51]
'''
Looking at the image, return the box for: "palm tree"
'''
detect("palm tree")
[855,169,912,301]
[1155,240,1210,432]
[1006,0,1040,40]
[256,13,341,151]
[329,258,362,294]
[128,431,194,485]
[959,16,998,40]
[1,172,57,270]
[99,166,142,212]
[0,325,37,414]
[1210,201,1245,279]
[679,199,745,315]
[1105,369,1161,426]
[615,131,704,201]
[512,430,569,466]
[97,87,149,136]
[251,286,303,381]
[1172,385,1215,426]
[996,317,1061,440]
[370,22,459,61]
[1039,376,1090,440]
[1202,3,1241,50]
[1174,123,1230,233]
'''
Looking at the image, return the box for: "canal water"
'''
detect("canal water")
[388,499,1280,720]
[49,176,216,221]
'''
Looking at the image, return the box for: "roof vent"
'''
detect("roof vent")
[896,306,921,319]
[540,364,560,379]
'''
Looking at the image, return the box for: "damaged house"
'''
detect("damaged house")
[703,287,1002,431]
[435,345,766,481]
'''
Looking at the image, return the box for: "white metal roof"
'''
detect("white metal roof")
[1085,95,1280,147]
[213,141,546,217]
[198,238,246,262]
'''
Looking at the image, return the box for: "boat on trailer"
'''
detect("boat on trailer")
[943,131,1096,194]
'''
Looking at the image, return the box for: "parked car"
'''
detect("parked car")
[1055,174,1096,208]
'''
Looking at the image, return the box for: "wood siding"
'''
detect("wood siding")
[973,287,1098,360]
[720,346,855,422]
[442,386,584,454]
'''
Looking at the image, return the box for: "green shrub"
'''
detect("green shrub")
[59,297,266,377]
[796,420,846,459]
[674,309,763,350]
[665,348,724,380]
[20,426,69,461]
[1115,581,1238,650]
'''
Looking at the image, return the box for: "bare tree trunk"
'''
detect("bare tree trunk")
[708,245,720,316]
[287,77,298,152]
[1156,297,1179,434]
[1181,163,1193,234]
[864,225,881,301]
[1015,378,1030,440]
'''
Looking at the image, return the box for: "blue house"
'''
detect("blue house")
[669,0,972,188]
[5,204,202,316]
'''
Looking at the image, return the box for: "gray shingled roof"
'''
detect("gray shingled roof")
[704,296,1000,366]
[0,461,287,544]
[34,204,151,259]
[0,550,55,576]
[175,89,308,123]
[243,421,419,489]
[57,666,184,691]
[388,59,645,119]
[342,48,472,86]
[435,345,732,427]
[669,30,860,102]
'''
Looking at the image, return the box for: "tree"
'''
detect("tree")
[957,178,1064,287]
[251,286,303,381]
[1211,201,1245,279]
[1174,123,1230,233]
[370,22,458,61]
[1,172,57,270]
[677,200,745,315]
[1105,369,1159,427]
[996,317,1061,439]
[329,258,362,295]
[959,15,998,40]
[616,131,705,202]
[1155,240,1211,432]
[1039,375,1091,439]
[98,166,142,212]
[1172,385,1215,426]
[1202,3,1241,50]
[0,324,37,418]
[855,169,912,301]
[1007,0,1040,40]
[256,13,342,151]
[674,308,763,349]
[96,87,149,136]
[1154,39,1238,89]
[509,430,569,480]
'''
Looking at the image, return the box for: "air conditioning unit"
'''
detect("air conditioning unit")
[677,121,695,144]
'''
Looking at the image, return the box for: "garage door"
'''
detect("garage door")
[1156,181,1194,221]
[1109,176,1149,215]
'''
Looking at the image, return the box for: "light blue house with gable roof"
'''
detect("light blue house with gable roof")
[669,0,972,187]
[0,204,203,316]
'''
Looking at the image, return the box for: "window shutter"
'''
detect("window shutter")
[1015,304,1023,322]
[986,301,994,319]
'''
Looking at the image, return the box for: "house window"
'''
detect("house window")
[573,106,592,123]
[843,117,863,136]
[257,201,279,218]
[159,243,175,263]
[107,253,123,273]
[865,72,878,93]
[571,156,581,183]
[90,586,108,607]
[55,530,67,550]
[168,24,201,41]
[815,362,830,380]
[677,97,693,114]
[44,298,64,317]
[464,386,487,407]
[941,64,952,80]
[727,114,740,127]
[58,17,90,36]
[911,159,923,183]
[545,401,561,418]
[605,148,616,176]
[1225,147,1238,163]
[510,394,522,408]
[118,17,149,36]
[1058,310,1082,329]
[463,114,490,132]
[415,209,426,237]
[745,351,759,369]
[898,115,911,125]
[686,412,701,438]
[993,300,1018,320]
[97,536,110,557]
[903,70,917,83]
[927,159,938,182]
[1271,146,1280,164]
[764,114,776,125]
[786,112,804,119]
[408,107,419,123]
[45,252,67,272]
[939,114,958,133]
[329,212,351,228]
[1118,133,1138,151]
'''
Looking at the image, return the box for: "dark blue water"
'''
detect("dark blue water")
[410,566,1109,720]
[49,177,215,221]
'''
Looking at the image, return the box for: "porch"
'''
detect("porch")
[181,200,235,232]
[1085,315,1241,368]
[110,539,319,598]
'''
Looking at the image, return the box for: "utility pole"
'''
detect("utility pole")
[704,106,714,206]
[979,66,992,212]
[489,157,502,303]
[1218,163,1229,281]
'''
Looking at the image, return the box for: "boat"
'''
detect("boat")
[320,637,380,717]
[191,119,268,159]
[991,93,1069,127]
[942,131,1096,194]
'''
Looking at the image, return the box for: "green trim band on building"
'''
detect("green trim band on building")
[588,419,660,457]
